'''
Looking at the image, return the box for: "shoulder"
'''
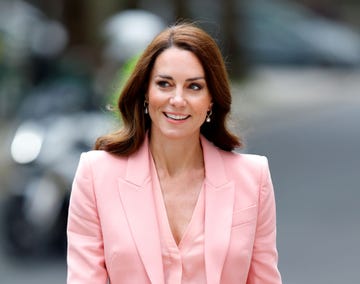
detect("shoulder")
[80,150,127,166]
[218,150,274,209]
[219,149,269,175]
[76,150,128,177]
[218,150,272,196]
[81,149,126,163]
[202,136,270,181]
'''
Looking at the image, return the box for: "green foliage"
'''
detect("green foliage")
[107,54,140,120]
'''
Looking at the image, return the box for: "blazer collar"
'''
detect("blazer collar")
[201,135,229,187]
[124,134,151,186]
[201,136,235,284]
[120,135,235,284]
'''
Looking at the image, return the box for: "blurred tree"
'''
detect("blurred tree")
[221,0,247,78]
[173,0,191,20]
[123,0,141,9]
[26,0,64,19]
[27,0,254,81]
[171,0,247,78]
[62,0,88,46]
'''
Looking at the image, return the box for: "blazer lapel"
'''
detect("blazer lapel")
[117,137,164,284]
[202,137,235,284]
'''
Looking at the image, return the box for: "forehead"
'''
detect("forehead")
[151,47,205,77]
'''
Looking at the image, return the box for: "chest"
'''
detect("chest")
[158,171,204,245]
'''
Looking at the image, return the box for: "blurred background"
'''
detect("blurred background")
[0,0,359,283]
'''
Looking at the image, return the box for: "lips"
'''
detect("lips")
[164,112,190,121]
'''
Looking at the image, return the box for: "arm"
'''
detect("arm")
[67,153,108,283]
[247,157,282,284]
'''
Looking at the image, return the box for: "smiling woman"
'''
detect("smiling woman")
[67,22,282,284]
[147,47,212,142]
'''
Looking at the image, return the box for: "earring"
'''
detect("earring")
[206,110,212,123]
[144,100,148,114]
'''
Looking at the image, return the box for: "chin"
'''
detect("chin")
[155,128,199,141]
[150,121,202,140]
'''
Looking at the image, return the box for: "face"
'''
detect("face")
[147,47,212,141]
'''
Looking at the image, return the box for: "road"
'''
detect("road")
[0,253,66,284]
[244,102,360,284]
[236,68,360,283]
[0,67,359,283]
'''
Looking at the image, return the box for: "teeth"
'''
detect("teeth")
[165,113,188,120]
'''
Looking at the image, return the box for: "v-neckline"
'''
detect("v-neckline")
[150,153,205,248]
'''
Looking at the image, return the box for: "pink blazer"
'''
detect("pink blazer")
[67,136,282,283]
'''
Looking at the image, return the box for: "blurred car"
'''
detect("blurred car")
[241,0,360,67]
[2,110,116,256]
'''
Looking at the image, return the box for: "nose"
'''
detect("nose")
[169,87,186,107]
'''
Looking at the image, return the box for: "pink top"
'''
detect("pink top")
[150,155,207,284]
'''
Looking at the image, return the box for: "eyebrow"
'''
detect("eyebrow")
[155,75,205,81]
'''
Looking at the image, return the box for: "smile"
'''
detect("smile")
[164,113,190,121]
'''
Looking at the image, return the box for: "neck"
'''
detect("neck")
[149,134,204,177]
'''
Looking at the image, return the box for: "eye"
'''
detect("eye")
[189,83,202,91]
[156,80,171,88]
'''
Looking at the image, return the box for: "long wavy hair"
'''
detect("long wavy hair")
[95,22,242,155]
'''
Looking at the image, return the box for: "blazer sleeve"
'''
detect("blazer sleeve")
[247,157,282,284]
[67,152,108,283]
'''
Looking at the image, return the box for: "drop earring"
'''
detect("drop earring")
[144,100,148,114]
[206,109,212,122]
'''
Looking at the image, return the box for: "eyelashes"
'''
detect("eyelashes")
[155,80,204,91]
[156,80,171,88]
[189,83,203,91]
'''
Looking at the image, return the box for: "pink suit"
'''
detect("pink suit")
[67,136,282,283]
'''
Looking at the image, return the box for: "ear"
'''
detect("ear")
[208,102,213,110]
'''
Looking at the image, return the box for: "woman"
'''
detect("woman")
[67,22,282,283]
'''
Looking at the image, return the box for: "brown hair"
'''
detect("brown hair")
[95,22,242,155]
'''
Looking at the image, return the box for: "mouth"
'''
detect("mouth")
[164,112,190,121]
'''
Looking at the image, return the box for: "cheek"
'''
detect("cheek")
[148,98,162,114]
[198,98,212,115]
[147,93,164,120]
[148,86,166,107]
[197,106,208,116]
